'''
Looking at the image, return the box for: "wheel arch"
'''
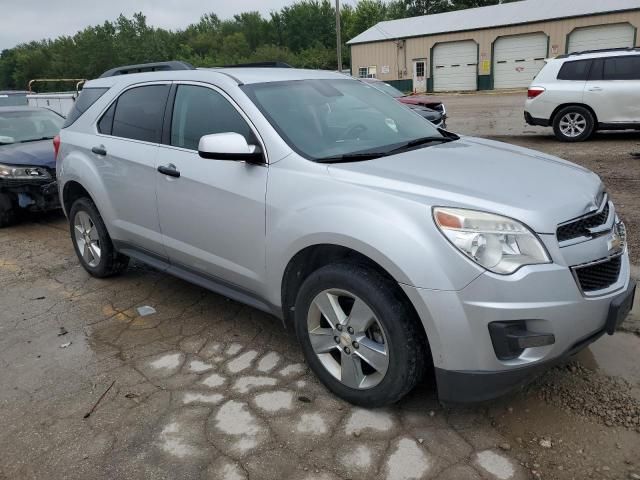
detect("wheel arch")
[550,103,599,126]
[280,243,428,342]
[62,180,94,217]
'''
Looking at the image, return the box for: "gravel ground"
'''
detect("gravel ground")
[532,361,640,429]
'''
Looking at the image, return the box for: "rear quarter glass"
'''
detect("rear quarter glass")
[62,87,109,128]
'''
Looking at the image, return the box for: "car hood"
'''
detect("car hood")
[399,95,443,108]
[0,139,55,170]
[327,136,602,234]
[408,105,441,121]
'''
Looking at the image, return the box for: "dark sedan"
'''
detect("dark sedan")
[361,78,447,128]
[0,107,63,226]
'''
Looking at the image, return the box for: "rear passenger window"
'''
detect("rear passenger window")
[557,60,592,81]
[603,56,640,80]
[62,87,108,128]
[97,102,115,135]
[170,85,254,151]
[110,85,169,143]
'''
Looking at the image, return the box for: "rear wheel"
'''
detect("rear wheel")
[553,106,595,142]
[294,263,427,407]
[69,197,129,277]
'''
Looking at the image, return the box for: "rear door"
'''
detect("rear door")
[155,82,268,294]
[94,83,170,256]
[584,56,640,124]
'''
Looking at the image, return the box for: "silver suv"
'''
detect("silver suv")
[525,48,640,141]
[57,62,635,406]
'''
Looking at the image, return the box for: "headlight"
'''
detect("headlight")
[433,207,550,274]
[0,163,51,180]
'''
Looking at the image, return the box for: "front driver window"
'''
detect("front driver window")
[171,85,254,151]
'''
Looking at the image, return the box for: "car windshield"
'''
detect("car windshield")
[242,79,447,161]
[369,81,405,98]
[0,109,63,145]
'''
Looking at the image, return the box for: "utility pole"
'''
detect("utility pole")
[335,0,342,72]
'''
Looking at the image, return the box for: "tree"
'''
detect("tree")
[347,0,388,40]
[279,0,336,53]
[402,0,452,16]
[0,0,528,88]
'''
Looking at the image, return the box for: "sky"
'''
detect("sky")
[0,0,310,51]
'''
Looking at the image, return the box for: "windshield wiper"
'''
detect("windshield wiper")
[315,152,388,164]
[19,136,54,143]
[384,135,457,155]
[316,133,459,164]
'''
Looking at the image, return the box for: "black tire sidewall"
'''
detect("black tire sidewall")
[294,263,424,407]
[69,198,115,277]
[553,106,595,142]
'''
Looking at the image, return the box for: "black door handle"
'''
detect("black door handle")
[91,146,107,156]
[157,164,180,178]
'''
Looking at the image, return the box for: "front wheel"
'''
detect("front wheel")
[69,197,129,277]
[294,263,427,407]
[553,106,595,142]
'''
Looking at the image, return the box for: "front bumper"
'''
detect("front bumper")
[402,250,634,403]
[0,178,60,211]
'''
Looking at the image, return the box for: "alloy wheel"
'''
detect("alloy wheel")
[559,112,587,138]
[73,211,101,267]
[306,289,389,389]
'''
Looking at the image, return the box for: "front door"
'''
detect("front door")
[155,83,268,294]
[413,60,427,93]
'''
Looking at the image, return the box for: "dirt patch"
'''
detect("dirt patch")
[531,361,640,429]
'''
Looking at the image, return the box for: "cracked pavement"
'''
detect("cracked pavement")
[0,217,530,480]
[1,93,639,480]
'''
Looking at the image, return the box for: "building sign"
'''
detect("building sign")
[551,45,559,55]
[481,60,490,74]
[381,65,390,74]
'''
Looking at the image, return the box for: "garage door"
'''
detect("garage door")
[433,41,477,92]
[568,23,635,54]
[493,33,548,89]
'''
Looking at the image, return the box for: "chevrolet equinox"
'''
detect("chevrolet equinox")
[56,62,635,406]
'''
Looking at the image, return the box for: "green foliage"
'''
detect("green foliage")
[0,0,523,89]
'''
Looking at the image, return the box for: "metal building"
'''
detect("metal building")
[348,0,640,92]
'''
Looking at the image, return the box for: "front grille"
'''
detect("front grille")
[573,255,622,293]
[557,202,609,242]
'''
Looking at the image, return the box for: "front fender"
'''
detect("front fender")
[265,160,483,308]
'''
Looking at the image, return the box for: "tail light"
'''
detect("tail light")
[527,87,545,99]
[53,135,61,161]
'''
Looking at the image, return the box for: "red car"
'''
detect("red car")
[361,78,447,128]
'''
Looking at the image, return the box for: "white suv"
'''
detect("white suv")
[525,48,640,141]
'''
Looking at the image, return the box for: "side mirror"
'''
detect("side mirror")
[198,132,264,164]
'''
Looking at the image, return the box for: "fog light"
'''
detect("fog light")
[489,321,555,360]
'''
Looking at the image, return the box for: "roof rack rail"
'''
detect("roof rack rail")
[99,61,195,78]
[221,61,293,69]
[558,47,640,58]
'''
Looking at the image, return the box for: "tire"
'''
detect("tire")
[294,263,427,407]
[553,106,595,142]
[0,193,17,228]
[69,197,129,277]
